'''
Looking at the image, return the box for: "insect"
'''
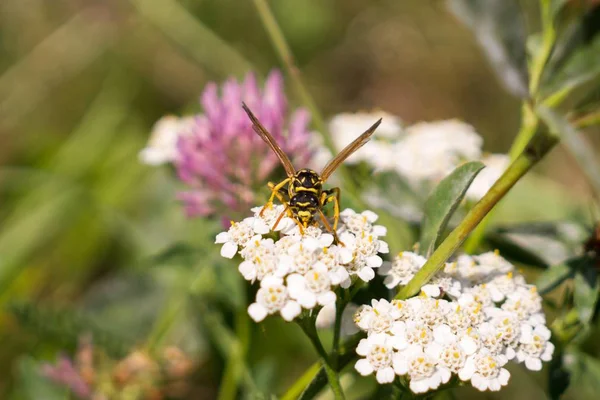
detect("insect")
[242,102,382,241]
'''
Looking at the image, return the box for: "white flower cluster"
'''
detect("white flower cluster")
[215,206,389,323]
[138,115,195,165]
[355,250,553,393]
[320,112,509,201]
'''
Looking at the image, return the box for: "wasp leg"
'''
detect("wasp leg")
[268,183,294,218]
[261,178,291,216]
[272,203,293,231]
[318,208,344,246]
[323,187,342,231]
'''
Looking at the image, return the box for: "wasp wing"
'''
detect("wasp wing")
[320,118,382,181]
[242,102,296,177]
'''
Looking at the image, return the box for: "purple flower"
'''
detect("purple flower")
[174,70,314,219]
[41,355,92,399]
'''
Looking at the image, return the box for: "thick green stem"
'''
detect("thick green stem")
[396,131,558,299]
[463,102,539,253]
[463,0,555,253]
[529,0,555,97]
[299,318,346,400]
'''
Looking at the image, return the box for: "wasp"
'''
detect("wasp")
[242,103,381,241]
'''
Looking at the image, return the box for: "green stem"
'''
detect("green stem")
[396,130,559,299]
[463,102,539,253]
[281,362,321,400]
[298,318,346,400]
[463,0,557,253]
[573,109,600,129]
[529,0,555,97]
[332,299,348,369]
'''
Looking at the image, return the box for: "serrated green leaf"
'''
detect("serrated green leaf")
[538,106,600,196]
[447,0,529,97]
[420,161,484,256]
[573,265,599,324]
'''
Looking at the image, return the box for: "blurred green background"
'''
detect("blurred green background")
[1,0,599,398]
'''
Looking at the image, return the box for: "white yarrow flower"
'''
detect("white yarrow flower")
[247,277,301,322]
[139,115,195,165]
[352,249,552,394]
[355,334,397,384]
[217,207,388,323]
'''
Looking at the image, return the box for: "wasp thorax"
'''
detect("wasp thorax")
[291,169,322,194]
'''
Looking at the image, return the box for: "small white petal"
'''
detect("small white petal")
[366,255,383,268]
[376,367,395,384]
[252,219,270,234]
[355,359,374,376]
[459,337,479,355]
[238,261,256,281]
[373,225,387,237]
[392,353,408,375]
[280,301,301,321]
[422,284,441,298]
[410,379,430,394]
[357,267,375,282]
[458,358,475,381]
[248,303,268,322]
[339,248,354,264]
[525,357,542,371]
[215,232,230,244]
[377,241,389,254]
[319,234,334,247]
[356,339,370,356]
[498,368,510,385]
[221,242,238,259]
[363,210,378,222]
[317,291,337,306]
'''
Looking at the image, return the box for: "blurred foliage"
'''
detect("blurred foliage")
[1,0,600,399]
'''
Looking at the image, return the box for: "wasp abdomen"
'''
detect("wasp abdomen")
[289,192,320,226]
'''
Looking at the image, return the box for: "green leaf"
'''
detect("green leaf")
[448,0,529,97]
[563,349,600,400]
[573,265,599,324]
[535,258,582,294]
[538,106,600,196]
[543,34,600,99]
[420,161,485,256]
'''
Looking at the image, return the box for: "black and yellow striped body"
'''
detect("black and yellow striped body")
[288,169,323,227]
